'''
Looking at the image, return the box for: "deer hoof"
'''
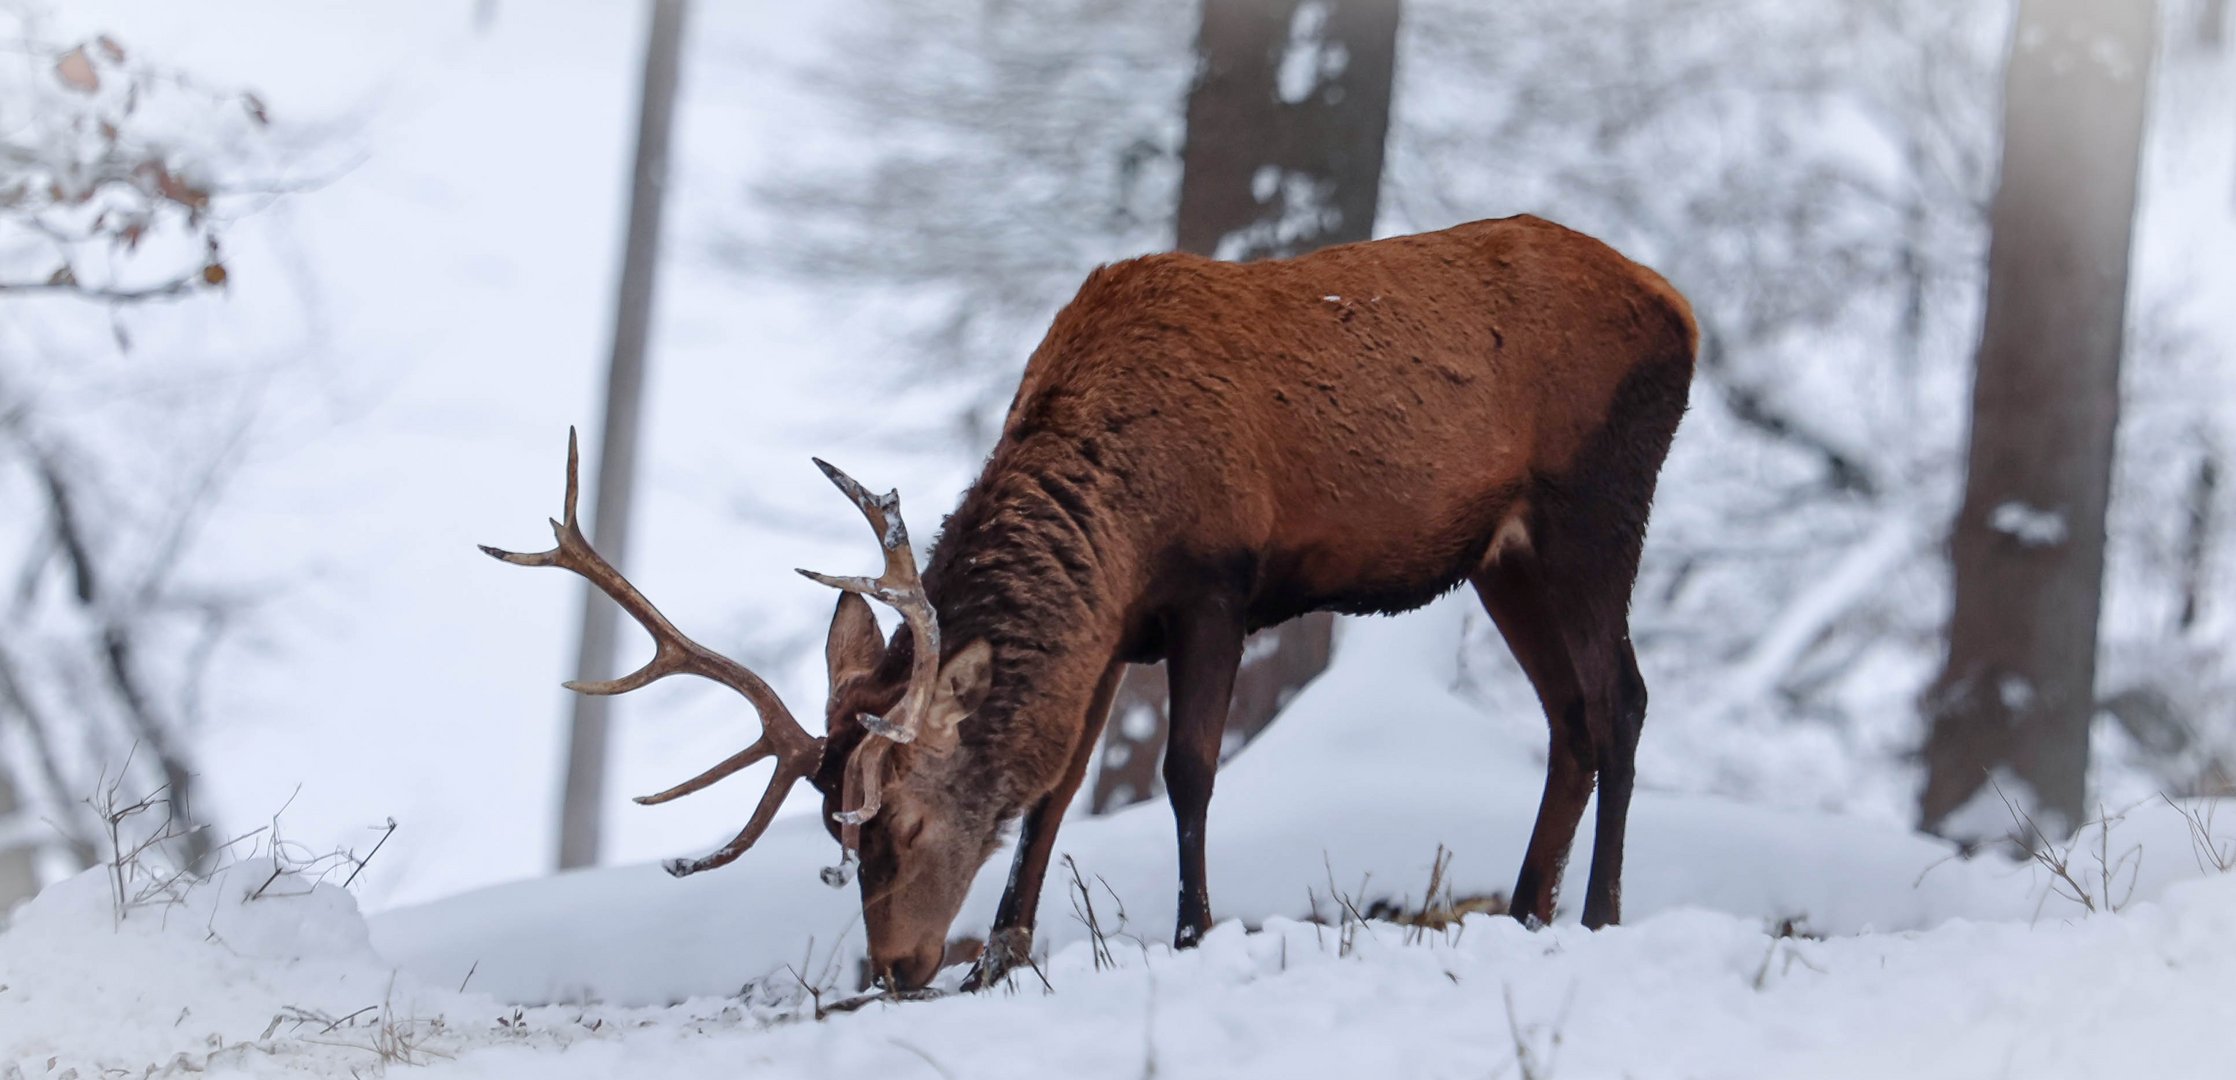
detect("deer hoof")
[962,927,1034,992]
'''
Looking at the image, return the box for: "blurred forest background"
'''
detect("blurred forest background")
[1,0,2231,913]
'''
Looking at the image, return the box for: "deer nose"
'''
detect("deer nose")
[877,943,944,991]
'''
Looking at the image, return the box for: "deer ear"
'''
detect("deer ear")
[824,592,884,690]
[924,639,993,736]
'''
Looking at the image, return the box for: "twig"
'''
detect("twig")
[342,818,397,889]
[0,273,208,302]
[1065,854,1115,972]
[2163,794,2236,874]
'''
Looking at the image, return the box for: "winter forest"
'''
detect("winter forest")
[4,0,2236,1075]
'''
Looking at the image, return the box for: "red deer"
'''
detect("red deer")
[485,215,1696,992]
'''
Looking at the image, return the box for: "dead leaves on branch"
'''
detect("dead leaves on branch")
[54,35,138,95]
[54,45,98,93]
[9,30,273,304]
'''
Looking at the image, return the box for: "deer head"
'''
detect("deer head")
[792,457,996,990]
[482,431,994,991]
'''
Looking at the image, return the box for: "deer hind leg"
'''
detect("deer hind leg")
[1531,498,1651,930]
[1472,555,1595,927]
[966,662,1124,991]
[1162,596,1247,948]
[1577,636,1644,928]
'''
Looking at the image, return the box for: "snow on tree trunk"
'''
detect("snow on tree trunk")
[1092,0,1400,814]
[1920,0,2159,844]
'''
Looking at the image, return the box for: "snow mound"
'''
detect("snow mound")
[0,859,468,1072]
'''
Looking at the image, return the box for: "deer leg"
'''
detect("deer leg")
[1580,638,1645,929]
[964,663,1123,991]
[1472,560,1595,927]
[1163,598,1246,948]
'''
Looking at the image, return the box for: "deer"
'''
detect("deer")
[484,214,1696,993]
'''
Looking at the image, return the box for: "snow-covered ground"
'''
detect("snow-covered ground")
[10,799,2236,1078]
[16,862,2236,1080]
[9,604,2236,1076]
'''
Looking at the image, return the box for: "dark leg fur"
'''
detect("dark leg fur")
[965,664,1123,990]
[1582,640,1644,928]
[1163,597,1246,948]
[1473,558,1596,927]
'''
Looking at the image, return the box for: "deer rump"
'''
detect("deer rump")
[487,213,1698,995]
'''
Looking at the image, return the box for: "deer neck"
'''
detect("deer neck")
[923,451,1140,815]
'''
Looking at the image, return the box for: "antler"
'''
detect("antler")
[481,429,824,879]
[797,459,945,855]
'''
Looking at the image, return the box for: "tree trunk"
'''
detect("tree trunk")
[559,0,689,870]
[0,765,37,911]
[1091,0,1400,814]
[1919,0,2158,843]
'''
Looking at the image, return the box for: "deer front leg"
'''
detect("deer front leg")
[963,663,1122,991]
[1163,599,1246,948]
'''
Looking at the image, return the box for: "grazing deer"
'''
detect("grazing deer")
[486,215,1695,992]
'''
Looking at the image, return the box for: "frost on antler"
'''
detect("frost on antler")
[797,459,952,856]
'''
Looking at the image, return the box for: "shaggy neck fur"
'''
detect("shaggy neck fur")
[878,435,1137,821]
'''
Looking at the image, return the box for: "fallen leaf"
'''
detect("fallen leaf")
[54,47,98,93]
[96,35,127,63]
[201,262,227,287]
[47,265,76,287]
[242,92,270,126]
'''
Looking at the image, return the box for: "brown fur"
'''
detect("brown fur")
[817,215,1696,989]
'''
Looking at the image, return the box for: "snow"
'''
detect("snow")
[0,859,470,1072]
[10,825,2236,1078]
[1991,500,2072,547]
[1276,1,1344,105]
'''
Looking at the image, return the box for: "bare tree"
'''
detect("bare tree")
[1920,0,2160,842]
[1093,0,1401,813]
[0,13,297,903]
[558,0,691,871]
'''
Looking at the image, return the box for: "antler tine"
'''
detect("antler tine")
[659,757,813,878]
[477,428,587,569]
[482,428,826,875]
[796,459,945,744]
[632,735,776,806]
[832,737,896,865]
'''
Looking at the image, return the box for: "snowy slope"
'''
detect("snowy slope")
[366,599,2232,1006]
